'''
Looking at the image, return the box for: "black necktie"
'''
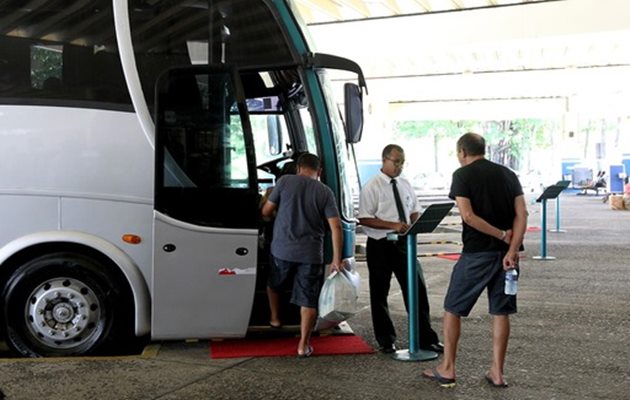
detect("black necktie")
[391,179,407,224]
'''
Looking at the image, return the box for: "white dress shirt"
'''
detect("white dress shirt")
[358,171,422,240]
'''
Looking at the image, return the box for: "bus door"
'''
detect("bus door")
[151,66,259,339]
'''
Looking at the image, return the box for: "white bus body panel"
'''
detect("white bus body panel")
[0,195,59,243]
[0,196,153,278]
[0,105,154,336]
[0,231,151,336]
[61,197,154,286]
[0,106,153,200]
[152,211,258,339]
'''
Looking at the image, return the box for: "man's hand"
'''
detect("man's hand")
[329,259,346,273]
[394,222,409,233]
[502,249,519,270]
[503,229,513,244]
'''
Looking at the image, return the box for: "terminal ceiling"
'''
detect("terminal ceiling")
[295,0,630,119]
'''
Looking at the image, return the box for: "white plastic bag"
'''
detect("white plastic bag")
[318,268,360,323]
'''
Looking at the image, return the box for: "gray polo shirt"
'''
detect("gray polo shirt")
[268,174,339,263]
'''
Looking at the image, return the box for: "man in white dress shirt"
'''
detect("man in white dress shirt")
[358,144,442,354]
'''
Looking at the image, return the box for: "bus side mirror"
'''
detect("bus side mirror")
[267,115,282,155]
[344,83,363,144]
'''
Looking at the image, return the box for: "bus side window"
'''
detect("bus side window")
[0,39,30,98]
[0,1,131,109]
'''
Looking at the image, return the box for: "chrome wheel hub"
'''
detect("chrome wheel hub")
[26,277,102,349]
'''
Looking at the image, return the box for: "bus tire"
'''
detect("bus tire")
[2,252,127,357]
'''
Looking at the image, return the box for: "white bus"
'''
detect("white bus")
[0,0,365,357]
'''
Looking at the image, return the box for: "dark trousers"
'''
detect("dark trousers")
[366,237,439,347]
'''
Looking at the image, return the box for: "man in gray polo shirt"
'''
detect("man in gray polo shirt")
[262,153,344,357]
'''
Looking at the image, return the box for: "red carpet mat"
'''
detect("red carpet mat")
[437,254,460,261]
[527,226,542,232]
[209,335,374,359]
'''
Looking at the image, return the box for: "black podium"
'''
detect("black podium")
[548,180,571,233]
[387,202,454,361]
[534,183,568,260]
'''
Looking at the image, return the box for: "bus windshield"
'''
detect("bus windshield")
[316,70,356,220]
[130,0,296,116]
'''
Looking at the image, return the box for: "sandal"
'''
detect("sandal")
[297,345,313,358]
[422,368,456,388]
[485,374,508,388]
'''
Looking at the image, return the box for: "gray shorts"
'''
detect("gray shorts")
[444,251,517,317]
[268,256,323,308]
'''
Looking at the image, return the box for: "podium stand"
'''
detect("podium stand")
[387,203,454,362]
[548,180,571,233]
[533,184,566,260]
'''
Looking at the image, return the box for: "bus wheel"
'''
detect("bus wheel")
[3,253,121,357]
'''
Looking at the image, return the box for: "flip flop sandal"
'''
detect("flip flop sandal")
[297,345,313,358]
[268,321,283,329]
[422,368,456,388]
[485,375,509,388]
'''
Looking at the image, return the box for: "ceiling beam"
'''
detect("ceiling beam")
[294,2,315,23]
[300,0,343,21]
[381,0,402,14]
[68,8,111,45]
[335,0,371,17]
[450,0,464,9]
[412,0,432,12]
[0,0,48,35]
[33,0,92,40]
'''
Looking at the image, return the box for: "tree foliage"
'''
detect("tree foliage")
[393,118,554,171]
[30,46,62,89]
[393,120,477,140]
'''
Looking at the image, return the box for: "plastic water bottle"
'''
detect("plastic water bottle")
[504,269,518,295]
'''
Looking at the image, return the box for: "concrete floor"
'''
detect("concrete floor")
[0,193,628,399]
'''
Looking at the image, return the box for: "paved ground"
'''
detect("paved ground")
[0,193,628,399]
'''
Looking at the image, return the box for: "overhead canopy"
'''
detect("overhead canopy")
[299,0,630,119]
[293,0,553,24]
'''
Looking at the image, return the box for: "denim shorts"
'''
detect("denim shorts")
[268,256,323,308]
[444,251,517,317]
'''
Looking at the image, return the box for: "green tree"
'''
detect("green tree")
[393,118,554,172]
[484,119,553,171]
[30,46,62,89]
[393,120,477,139]
[393,120,477,171]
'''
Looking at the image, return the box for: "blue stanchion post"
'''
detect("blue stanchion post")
[548,196,567,233]
[407,233,419,353]
[541,199,547,256]
[555,197,560,232]
[533,197,556,260]
[549,180,570,233]
[387,203,454,360]
[391,233,438,362]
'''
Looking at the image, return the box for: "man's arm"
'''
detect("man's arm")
[261,200,277,219]
[358,217,408,233]
[358,181,409,233]
[503,195,528,269]
[327,216,344,272]
[358,205,417,232]
[455,197,510,242]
